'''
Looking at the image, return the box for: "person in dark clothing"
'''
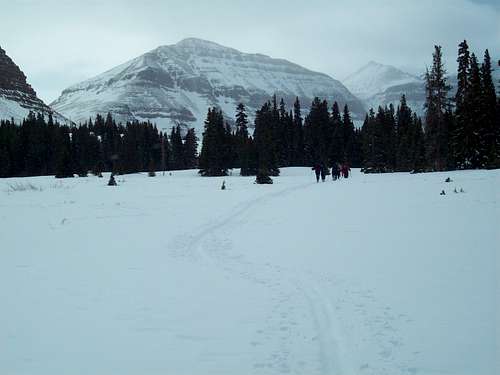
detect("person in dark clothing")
[341,163,351,178]
[312,164,321,183]
[331,163,339,181]
[320,164,327,182]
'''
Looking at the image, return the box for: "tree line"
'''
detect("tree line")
[0,112,198,178]
[198,95,363,179]
[0,41,497,180]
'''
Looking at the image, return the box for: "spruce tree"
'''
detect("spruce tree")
[223,122,237,170]
[254,101,280,177]
[235,103,257,175]
[170,125,184,170]
[304,97,330,165]
[361,109,376,169]
[277,98,290,166]
[452,40,471,169]
[199,108,229,176]
[480,49,499,168]
[424,45,451,171]
[411,114,426,171]
[330,102,343,165]
[292,97,304,166]
[55,127,73,178]
[467,54,486,168]
[395,95,413,171]
[183,128,198,169]
[341,104,357,166]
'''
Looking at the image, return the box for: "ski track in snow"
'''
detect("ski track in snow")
[3,169,497,375]
[169,181,412,375]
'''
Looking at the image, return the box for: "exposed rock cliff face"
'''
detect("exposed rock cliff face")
[0,47,38,96]
[0,46,67,123]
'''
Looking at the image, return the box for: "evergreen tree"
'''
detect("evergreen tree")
[395,95,414,171]
[341,104,357,165]
[170,125,184,170]
[444,105,456,170]
[183,128,198,169]
[55,126,73,178]
[224,121,237,169]
[70,126,88,177]
[373,106,389,169]
[108,174,117,186]
[254,101,280,177]
[424,45,451,171]
[361,109,376,169]
[292,97,304,166]
[411,114,426,171]
[234,103,257,175]
[199,108,229,176]
[452,41,471,169]
[304,97,330,165]
[464,53,485,168]
[480,49,499,167]
[329,102,343,165]
[276,98,290,166]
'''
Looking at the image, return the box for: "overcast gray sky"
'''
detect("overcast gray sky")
[1,0,498,103]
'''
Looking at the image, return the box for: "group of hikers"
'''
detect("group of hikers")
[312,162,351,183]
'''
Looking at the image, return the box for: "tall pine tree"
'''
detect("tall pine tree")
[424,45,451,171]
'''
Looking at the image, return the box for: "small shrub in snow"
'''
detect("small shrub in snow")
[255,169,273,184]
[108,175,117,186]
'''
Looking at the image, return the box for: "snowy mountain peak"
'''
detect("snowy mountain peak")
[174,38,233,51]
[365,60,385,68]
[341,61,425,115]
[343,61,420,100]
[51,38,365,133]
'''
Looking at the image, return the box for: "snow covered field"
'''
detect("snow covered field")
[1,168,498,375]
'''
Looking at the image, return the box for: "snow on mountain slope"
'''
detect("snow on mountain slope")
[1,168,498,375]
[343,61,421,100]
[367,81,426,114]
[343,61,427,114]
[344,59,500,117]
[51,38,365,133]
[0,46,68,123]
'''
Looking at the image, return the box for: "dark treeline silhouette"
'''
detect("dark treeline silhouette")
[199,95,363,181]
[421,42,499,171]
[1,41,498,180]
[361,97,426,173]
[0,112,198,178]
